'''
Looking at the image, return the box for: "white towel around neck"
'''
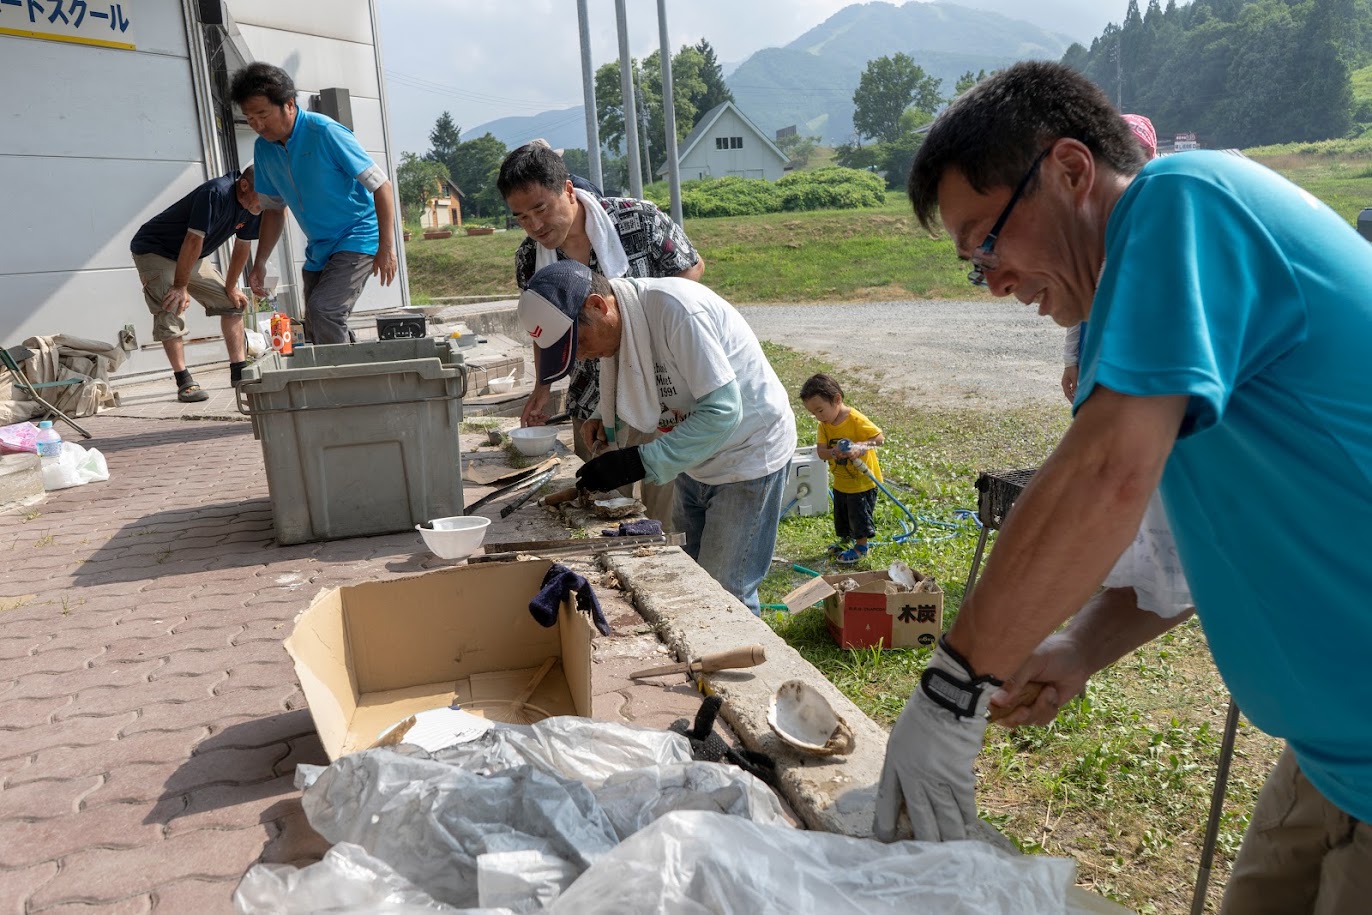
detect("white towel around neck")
[598,278,660,443]
[533,188,630,279]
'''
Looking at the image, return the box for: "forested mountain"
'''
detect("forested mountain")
[1065,0,1372,148]
[726,1,1073,143]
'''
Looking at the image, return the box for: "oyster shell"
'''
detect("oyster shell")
[592,496,643,519]
[767,679,855,756]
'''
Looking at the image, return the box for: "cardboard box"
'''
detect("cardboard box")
[781,570,943,650]
[285,559,594,760]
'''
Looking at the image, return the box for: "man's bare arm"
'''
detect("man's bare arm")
[949,387,1188,680]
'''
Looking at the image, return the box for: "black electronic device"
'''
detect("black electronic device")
[376,315,427,340]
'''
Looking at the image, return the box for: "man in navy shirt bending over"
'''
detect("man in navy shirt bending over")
[130,167,262,402]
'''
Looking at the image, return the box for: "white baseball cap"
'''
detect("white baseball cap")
[517,259,593,385]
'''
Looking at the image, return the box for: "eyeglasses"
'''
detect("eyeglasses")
[967,148,1052,287]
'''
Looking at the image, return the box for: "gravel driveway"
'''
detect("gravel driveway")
[739,299,1069,410]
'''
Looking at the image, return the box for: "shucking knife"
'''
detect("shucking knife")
[629,645,767,680]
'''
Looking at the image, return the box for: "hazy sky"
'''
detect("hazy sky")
[378,0,1133,157]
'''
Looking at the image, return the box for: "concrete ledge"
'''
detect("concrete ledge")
[435,300,521,339]
[608,549,883,837]
[0,452,44,514]
[606,548,1012,850]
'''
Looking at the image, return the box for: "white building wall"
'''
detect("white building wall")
[229,0,405,323]
[680,109,785,182]
[0,0,210,377]
[0,0,402,379]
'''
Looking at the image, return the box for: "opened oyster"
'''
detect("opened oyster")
[767,679,855,756]
[592,496,642,519]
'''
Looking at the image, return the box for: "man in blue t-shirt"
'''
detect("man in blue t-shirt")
[129,168,262,401]
[228,63,397,345]
[879,61,1372,911]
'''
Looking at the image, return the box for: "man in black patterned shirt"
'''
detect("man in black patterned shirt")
[497,142,704,525]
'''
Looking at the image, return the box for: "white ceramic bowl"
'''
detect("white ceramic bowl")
[416,515,491,559]
[508,426,560,456]
[487,375,516,394]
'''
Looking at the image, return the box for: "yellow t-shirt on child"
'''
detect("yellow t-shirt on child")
[818,408,883,494]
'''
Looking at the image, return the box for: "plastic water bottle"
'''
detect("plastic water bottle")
[35,420,62,464]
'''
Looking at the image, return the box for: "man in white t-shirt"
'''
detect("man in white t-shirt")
[518,259,797,614]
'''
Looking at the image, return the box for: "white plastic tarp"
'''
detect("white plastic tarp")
[236,718,1109,914]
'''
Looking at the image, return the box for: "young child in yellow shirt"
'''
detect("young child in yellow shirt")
[800,373,884,564]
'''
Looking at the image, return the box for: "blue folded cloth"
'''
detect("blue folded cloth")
[600,519,664,537]
[529,563,612,636]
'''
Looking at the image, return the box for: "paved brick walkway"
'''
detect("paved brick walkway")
[0,403,712,912]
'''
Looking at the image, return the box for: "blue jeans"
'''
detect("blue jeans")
[673,465,787,615]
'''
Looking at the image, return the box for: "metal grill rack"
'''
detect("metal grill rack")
[963,467,1038,597]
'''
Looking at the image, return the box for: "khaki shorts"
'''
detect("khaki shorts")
[1221,745,1372,914]
[133,251,243,342]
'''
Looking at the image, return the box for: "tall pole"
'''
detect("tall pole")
[636,69,653,186]
[615,0,644,198]
[657,0,683,224]
[576,0,603,189]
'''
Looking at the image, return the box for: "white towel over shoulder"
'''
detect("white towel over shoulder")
[599,278,660,443]
[533,189,629,279]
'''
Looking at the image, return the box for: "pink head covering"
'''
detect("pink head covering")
[1122,113,1157,160]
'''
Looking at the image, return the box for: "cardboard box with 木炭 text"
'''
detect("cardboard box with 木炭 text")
[781,569,943,650]
[284,559,594,760]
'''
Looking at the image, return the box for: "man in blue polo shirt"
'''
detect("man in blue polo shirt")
[130,167,262,402]
[879,61,1372,911]
[228,62,397,345]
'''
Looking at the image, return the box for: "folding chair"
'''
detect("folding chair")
[1,344,91,439]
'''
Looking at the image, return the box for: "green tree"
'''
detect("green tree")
[952,69,990,98]
[598,40,734,174]
[561,148,592,181]
[692,39,734,112]
[878,110,932,190]
[600,153,630,196]
[1063,0,1362,147]
[776,133,820,168]
[852,53,942,144]
[595,59,635,156]
[834,141,880,171]
[451,133,508,217]
[640,46,707,176]
[427,111,462,177]
[396,152,450,225]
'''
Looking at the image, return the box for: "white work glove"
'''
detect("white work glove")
[874,637,1001,842]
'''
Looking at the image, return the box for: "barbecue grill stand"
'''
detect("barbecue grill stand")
[963,468,1038,597]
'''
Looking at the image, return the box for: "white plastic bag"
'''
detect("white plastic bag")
[234,841,504,914]
[427,717,693,789]
[298,751,617,910]
[244,329,269,358]
[547,811,1077,915]
[1102,488,1193,617]
[476,851,579,914]
[262,715,1114,914]
[41,440,109,491]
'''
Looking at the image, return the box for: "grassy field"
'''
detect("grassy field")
[404,146,1371,306]
[402,197,972,304]
[1244,137,1372,225]
[758,342,1283,915]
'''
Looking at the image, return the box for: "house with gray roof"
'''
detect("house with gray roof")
[661,101,790,182]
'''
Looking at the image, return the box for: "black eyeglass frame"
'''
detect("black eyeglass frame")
[967,147,1053,288]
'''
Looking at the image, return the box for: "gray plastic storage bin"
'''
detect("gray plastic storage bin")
[237,338,467,545]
